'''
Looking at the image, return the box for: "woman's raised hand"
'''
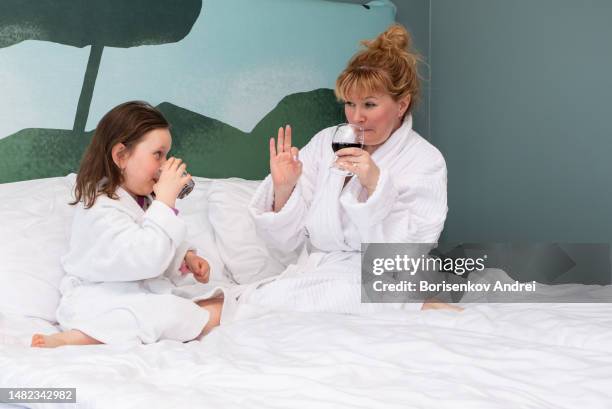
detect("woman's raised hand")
[269,125,302,212]
[270,125,302,204]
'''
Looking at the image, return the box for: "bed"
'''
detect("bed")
[2,0,612,406]
[1,174,612,409]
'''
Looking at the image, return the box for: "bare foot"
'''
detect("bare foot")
[31,333,63,348]
[421,301,464,312]
[196,297,224,336]
[31,330,102,348]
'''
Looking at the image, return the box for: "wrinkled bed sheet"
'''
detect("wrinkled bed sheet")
[2,302,612,409]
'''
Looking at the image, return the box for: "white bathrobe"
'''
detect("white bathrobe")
[236,115,448,318]
[57,187,215,345]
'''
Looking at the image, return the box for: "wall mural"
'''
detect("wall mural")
[0,0,395,182]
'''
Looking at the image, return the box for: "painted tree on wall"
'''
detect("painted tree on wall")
[0,0,347,183]
[0,0,202,135]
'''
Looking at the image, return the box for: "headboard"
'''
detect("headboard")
[0,0,396,182]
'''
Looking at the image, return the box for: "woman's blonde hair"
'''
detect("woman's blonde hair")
[335,24,422,115]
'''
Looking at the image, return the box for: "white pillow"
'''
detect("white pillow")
[0,174,77,322]
[174,177,230,284]
[207,178,298,284]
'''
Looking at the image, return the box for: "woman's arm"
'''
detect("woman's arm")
[249,127,325,253]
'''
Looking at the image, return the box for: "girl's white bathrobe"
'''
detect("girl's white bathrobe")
[233,115,448,318]
[57,187,214,345]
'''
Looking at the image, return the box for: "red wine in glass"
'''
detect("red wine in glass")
[332,142,363,152]
[330,123,365,175]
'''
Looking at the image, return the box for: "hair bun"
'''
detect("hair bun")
[362,24,411,53]
[335,23,421,115]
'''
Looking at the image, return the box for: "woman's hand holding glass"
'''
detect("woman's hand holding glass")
[336,148,380,197]
[270,125,302,212]
[154,157,192,209]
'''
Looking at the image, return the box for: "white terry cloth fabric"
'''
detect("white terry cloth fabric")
[233,115,447,319]
[57,187,216,345]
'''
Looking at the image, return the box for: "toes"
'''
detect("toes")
[31,334,45,347]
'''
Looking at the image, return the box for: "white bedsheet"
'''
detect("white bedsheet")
[2,303,612,409]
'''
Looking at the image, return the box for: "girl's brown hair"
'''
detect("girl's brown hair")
[71,101,169,208]
[335,24,422,115]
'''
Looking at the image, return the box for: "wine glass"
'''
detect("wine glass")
[330,123,365,176]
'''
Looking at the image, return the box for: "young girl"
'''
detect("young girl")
[32,101,223,348]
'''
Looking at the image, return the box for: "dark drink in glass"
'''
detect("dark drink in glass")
[332,142,363,152]
[330,123,365,176]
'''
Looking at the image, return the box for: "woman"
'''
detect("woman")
[239,24,460,316]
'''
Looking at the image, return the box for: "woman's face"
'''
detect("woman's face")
[343,90,410,152]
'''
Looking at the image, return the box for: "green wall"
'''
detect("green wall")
[429,0,612,282]
[429,0,612,243]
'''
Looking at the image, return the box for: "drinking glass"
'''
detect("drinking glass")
[330,123,365,176]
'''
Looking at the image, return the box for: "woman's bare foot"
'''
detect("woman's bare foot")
[31,330,102,348]
[197,297,224,336]
[421,301,464,312]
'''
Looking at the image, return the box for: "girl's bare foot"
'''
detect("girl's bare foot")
[31,330,102,348]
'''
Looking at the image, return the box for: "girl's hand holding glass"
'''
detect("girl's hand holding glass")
[154,157,192,209]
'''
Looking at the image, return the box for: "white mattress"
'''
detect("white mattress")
[2,302,612,409]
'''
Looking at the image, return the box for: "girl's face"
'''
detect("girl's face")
[117,128,171,198]
[343,91,410,153]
